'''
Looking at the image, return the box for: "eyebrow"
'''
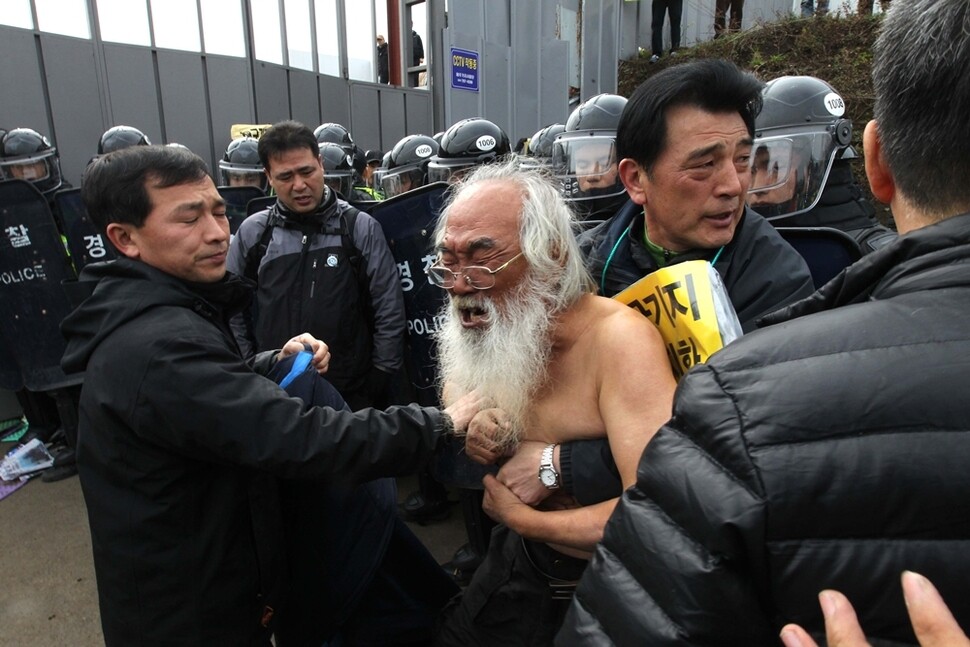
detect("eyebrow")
[685,136,754,163]
[174,198,226,214]
[435,236,497,255]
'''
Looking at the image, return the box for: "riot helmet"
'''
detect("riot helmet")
[380,135,439,198]
[427,118,510,184]
[313,122,355,154]
[318,142,356,199]
[748,76,854,221]
[521,123,565,169]
[98,125,151,155]
[219,137,266,191]
[0,127,64,195]
[551,94,627,215]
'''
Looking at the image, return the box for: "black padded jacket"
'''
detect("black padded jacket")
[60,259,446,646]
[558,213,970,646]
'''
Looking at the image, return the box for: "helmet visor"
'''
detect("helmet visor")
[219,160,266,190]
[427,159,475,185]
[323,171,354,199]
[551,136,624,201]
[381,167,423,198]
[0,154,52,182]
[747,133,839,221]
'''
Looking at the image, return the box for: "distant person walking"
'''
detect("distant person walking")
[376,35,389,84]
[714,0,744,37]
[650,0,683,62]
[801,0,829,16]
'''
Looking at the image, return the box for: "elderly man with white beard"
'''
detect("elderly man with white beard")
[429,158,677,646]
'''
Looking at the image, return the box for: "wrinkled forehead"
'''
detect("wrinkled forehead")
[441,181,522,250]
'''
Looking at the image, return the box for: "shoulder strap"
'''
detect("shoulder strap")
[242,208,281,283]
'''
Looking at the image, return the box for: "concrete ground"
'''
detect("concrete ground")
[0,450,468,646]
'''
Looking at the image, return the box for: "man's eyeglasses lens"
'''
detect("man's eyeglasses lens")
[426,253,522,290]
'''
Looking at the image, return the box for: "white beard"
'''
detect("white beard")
[436,275,558,450]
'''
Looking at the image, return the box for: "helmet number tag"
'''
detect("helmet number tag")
[476,135,496,152]
[823,93,846,117]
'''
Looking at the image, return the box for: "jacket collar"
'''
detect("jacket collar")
[761,212,970,326]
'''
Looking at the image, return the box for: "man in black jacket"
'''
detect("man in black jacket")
[558,1,970,644]
[60,145,481,646]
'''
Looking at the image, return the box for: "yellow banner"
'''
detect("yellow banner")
[230,124,273,140]
[613,260,738,380]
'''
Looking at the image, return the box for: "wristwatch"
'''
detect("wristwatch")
[538,443,560,490]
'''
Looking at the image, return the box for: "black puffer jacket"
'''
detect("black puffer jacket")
[61,259,446,647]
[559,213,970,646]
[580,201,814,332]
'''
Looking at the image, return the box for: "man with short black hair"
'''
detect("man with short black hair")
[227,120,405,409]
[62,144,481,646]
[559,1,970,643]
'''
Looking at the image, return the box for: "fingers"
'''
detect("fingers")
[779,624,819,647]
[818,590,870,647]
[902,571,970,647]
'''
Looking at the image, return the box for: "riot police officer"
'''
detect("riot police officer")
[98,125,152,155]
[748,75,896,253]
[551,93,629,222]
[218,137,266,191]
[521,122,565,169]
[380,135,438,198]
[319,142,372,202]
[427,117,511,184]
[0,127,67,198]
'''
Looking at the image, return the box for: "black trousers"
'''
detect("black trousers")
[651,0,684,56]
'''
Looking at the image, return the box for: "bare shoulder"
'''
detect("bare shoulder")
[583,294,664,349]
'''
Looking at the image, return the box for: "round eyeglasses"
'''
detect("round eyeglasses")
[425,252,523,290]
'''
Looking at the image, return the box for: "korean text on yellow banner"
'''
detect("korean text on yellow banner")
[613,260,742,380]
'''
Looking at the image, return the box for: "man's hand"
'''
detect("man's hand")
[496,440,554,506]
[779,572,968,647]
[443,390,486,434]
[465,408,513,465]
[278,333,330,374]
[482,473,531,531]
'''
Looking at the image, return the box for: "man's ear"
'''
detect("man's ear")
[864,120,894,205]
[618,158,648,206]
[105,222,141,259]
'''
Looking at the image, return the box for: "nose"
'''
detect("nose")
[448,272,477,296]
[204,212,230,242]
[715,160,744,199]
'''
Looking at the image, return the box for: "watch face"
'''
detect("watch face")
[540,468,557,487]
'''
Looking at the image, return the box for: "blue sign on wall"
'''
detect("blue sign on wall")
[450,47,479,92]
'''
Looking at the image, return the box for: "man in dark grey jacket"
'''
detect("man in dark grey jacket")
[227,120,405,410]
[61,145,481,646]
[558,1,970,644]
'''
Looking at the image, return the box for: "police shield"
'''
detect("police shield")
[247,195,276,217]
[370,182,448,404]
[54,187,118,271]
[0,180,82,391]
[217,185,265,234]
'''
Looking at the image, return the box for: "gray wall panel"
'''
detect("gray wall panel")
[484,2,511,46]
[319,75,352,127]
[289,70,320,127]
[350,84,382,151]
[379,90,407,150]
[451,0,485,37]
[206,56,256,159]
[511,0,541,142]
[482,42,511,134]
[156,51,210,167]
[0,27,48,131]
[39,35,105,188]
[538,40,570,129]
[253,62,290,123]
[103,44,162,144]
[404,92,433,140]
